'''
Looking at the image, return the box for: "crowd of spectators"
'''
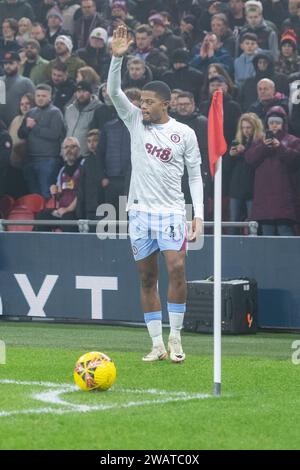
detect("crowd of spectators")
[0,0,300,235]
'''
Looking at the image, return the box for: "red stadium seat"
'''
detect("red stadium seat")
[45,197,57,209]
[14,194,45,214]
[0,195,15,218]
[6,207,35,232]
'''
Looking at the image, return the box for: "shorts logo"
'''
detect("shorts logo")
[170,134,180,143]
[132,245,139,256]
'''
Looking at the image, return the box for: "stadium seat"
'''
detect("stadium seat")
[0,195,15,218]
[14,194,45,214]
[6,207,35,232]
[45,197,57,210]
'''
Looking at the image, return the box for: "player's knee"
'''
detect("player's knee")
[169,260,185,283]
[140,271,157,290]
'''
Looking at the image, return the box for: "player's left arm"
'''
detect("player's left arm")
[184,128,204,241]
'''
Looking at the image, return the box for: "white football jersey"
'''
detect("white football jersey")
[107,57,202,216]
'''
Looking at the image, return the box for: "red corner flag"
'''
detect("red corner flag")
[208,90,227,177]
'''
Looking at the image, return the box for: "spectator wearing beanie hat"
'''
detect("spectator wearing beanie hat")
[74,0,107,50]
[109,1,139,33]
[20,39,49,85]
[46,35,86,80]
[161,48,204,106]
[149,12,185,57]
[275,29,300,75]
[78,27,111,79]
[65,79,102,156]
[46,7,71,46]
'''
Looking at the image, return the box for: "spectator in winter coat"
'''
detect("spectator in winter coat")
[46,62,76,112]
[35,136,84,232]
[30,22,55,61]
[149,13,185,57]
[77,27,111,80]
[74,0,107,49]
[121,57,152,89]
[46,35,86,80]
[202,63,239,101]
[275,29,300,76]
[0,18,21,62]
[210,13,236,58]
[226,112,264,233]
[45,7,71,46]
[199,75,242,196]
[0,51,35,126]
[234,33,260,87]
[65,80,102,156]
[93,82,118,131]
[0,119,13,199]
[18,83,66,198]
[56,0,80,36]
[245,106,300,235]
[19,39,49,85]
[282,0,300,53]
[162,48,204,106]
[173,91,211,217]
[190,32,234,76]
[76,129,102,220]
[0,0,35,26]
[248,78,289,120]
[240,51,290,111]
[199,74,241,147]
[238,1,279,59]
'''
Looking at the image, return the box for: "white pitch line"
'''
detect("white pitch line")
[0,379,212,418]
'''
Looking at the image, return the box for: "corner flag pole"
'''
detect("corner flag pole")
[214,156,222,397]
[207,90,227,397]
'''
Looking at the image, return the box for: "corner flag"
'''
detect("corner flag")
[208,90,227,397]
[208,90,227,177]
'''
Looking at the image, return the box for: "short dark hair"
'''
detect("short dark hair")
[36,84,52,94]
[136,24,152,36]
[142,81,171,101]
[52,62,68,73]
[177,91,194,102]
[240,32,258,43]
[87,129,100,139]
[125,87,141,102]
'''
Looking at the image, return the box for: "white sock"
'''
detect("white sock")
[144,312,164,348]
[168,303,186,339]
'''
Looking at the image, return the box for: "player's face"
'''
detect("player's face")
[140,90,168,124]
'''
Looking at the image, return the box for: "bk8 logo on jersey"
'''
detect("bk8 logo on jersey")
[145,143,173,162]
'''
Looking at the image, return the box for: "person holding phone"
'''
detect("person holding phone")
[227,112,264,234]
[245,106,300,236]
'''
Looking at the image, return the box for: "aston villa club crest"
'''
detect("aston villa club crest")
[170,134,181,143]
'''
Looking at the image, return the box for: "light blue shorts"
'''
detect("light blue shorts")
[128,210,187,261]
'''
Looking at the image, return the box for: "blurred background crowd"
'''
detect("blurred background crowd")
[1,0,300,235]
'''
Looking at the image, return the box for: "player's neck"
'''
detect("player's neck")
[152,114,170,125]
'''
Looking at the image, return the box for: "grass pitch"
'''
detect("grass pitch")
[0,321,299,450]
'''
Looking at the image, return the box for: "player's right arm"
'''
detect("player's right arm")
[107,25,139,124]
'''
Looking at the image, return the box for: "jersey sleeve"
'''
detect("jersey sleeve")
[107,56,141,128]
[184,127,204,219]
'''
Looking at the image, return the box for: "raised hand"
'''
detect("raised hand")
[111,25,134,58]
